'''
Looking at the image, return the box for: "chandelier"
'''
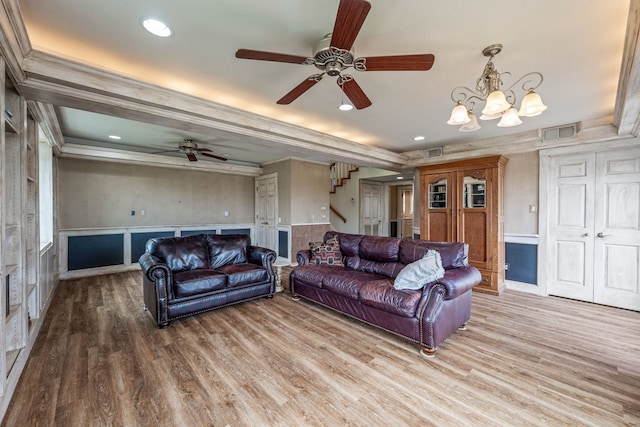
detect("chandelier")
[447,44,547,132]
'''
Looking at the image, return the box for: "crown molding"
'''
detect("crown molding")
[403,117,629,167]
[59,143,264,176]
[614,0,640,136]
[18,50,407,169]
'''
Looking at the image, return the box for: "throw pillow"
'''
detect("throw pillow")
[309,236,344,266]
[393,249,445,290]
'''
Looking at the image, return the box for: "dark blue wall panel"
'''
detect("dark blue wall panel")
[221,228,250,235]
[278,230,289,258]
[181,229,217,236]
[68,234,124,271]
[131,231,174,263]
[505,242,537,285]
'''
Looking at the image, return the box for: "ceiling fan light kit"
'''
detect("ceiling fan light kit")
[235,0,434,110]
[448,43,547,132]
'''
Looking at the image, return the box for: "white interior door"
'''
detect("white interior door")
[546,147,640,311]
[593,149,640,310]
[547,154,596,301]
[361,182,383,236]
[255,174,277,252]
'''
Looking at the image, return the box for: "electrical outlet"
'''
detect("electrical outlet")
[505,263,510,271]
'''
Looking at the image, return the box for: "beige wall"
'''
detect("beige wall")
[290,159,330,224]
[57,158,255,229]
[504,152,539,235]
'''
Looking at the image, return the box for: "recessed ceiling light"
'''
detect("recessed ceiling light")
[108,135,122,140]
[396,176,404,180]
[413,135,425,141]
[142,18,172,37]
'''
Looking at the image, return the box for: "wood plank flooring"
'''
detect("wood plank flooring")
[2,270,639,426]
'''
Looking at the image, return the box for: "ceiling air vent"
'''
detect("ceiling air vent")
[541,123,580,142]
[423,147,443,159]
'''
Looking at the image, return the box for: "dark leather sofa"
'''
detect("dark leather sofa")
[290,231,481,357]
[139,233,276,327]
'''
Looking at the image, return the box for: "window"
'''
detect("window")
[38,135,53,249]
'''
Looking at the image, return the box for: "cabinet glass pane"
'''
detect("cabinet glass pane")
[463,176,486,208]
[429,178,447,209]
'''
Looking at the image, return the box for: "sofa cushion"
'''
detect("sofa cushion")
[206,234,249,269]
[216,263,268,288]
[309,236,343,266]
[359,235,401,262]
[346,257,405,279]
[394,250,445,290]
[291,264,340,288]
[359,281,422,318]
[322,270,388,300]
[325,231,363,257]
[173,269,227,298]
[152,234,209,272]
[399,239,468,269]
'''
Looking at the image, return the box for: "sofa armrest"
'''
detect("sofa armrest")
[248,246,277,270]
[433,266,482,300]
[296,250,312,265]
[139,253,172,283]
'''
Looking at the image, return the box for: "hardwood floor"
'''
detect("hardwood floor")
[3,270,639,426]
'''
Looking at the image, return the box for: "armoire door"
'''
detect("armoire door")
[546,147,640,311]
[420,172,454,242]
[458,168,492,274]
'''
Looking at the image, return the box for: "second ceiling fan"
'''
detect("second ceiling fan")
[235,0,435,109]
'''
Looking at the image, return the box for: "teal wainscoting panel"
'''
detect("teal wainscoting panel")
[68,234,124,270]
[131,231,175,263]
[505,242,537,284]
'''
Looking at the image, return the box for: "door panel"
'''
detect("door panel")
[361,183,383,236]
[547,154,594,301]
[255,175,278,252]
[593,149,640,310]
[462,211,487,263]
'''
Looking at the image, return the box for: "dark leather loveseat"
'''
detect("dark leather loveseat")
[139,233,276,327]
[290,231,481,357]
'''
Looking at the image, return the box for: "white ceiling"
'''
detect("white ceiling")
[16,0,632,168]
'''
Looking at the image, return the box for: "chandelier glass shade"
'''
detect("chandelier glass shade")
[447,44,546,132]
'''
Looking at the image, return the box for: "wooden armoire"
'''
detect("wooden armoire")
[418,155,507,295]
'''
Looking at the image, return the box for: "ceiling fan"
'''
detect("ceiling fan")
[235,0,435,110]
[155,139,228,162]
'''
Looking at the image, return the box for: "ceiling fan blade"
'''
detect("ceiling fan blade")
[200,152,228,161]
[235,48,310,64]
[186,153,197,162]
[358,54,435,71]
[338,76,372,109]
[277,75,323,105]
[330,0,371,51]
[193,147,212,152]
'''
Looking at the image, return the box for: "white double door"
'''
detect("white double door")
[545,146,640,310]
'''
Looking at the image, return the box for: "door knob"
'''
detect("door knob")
[597,232,612,238]
[583,232,589,237]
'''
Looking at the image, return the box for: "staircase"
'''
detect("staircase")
[330,162,359,193]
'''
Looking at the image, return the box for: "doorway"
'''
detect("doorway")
[360,181,384,236]
[540,144,640,311]
[254,173,278,252]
